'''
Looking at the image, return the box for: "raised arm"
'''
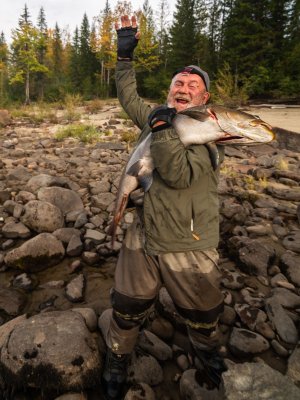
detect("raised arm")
[115,15,151,130]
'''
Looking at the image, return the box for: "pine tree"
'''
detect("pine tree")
[169,0,199,69]
[97,1,116,96]
[10,4,49,104]
[36,6,48,100]
[78,13,98,97]
[134,1,160,72]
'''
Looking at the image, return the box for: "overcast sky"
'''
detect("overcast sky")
[1,0,174,43]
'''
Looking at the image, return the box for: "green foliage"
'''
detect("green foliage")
[142,70,171,101]
[55,124,101,143]
[211,62,249,107]
[3,1,300,103]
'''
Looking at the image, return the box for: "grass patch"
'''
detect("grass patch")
[121,130,138,144]
[85,99,104,114]
[55,124,101,144]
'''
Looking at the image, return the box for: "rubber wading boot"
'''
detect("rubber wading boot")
[102,349,130,399]
[190,346,227,390]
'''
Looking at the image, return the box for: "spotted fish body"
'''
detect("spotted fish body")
[108,105,275,245]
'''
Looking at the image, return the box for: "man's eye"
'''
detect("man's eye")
[188,85,198,89]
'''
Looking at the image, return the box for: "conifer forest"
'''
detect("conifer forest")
[0,0,299,106]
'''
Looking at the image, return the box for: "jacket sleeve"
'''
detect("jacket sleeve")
[150,128,214,189]
[115,61,151,130]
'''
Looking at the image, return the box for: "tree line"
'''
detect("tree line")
[0,0,299,106]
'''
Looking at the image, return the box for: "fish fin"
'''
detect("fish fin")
[179,109,208,121]
[204,143,219,171]
[127,160,142,177]
[138,173,153,192]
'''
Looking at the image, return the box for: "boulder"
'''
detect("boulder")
[4,233,65,272]
[38,187,84,215]
[223,359,300,399]
[0,311,101,391]
[21,200,64,233]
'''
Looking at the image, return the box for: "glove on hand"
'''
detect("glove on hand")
[117,27,139,60]
[148,105,177,133]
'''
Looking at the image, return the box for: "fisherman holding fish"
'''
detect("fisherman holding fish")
[101,14,274,400]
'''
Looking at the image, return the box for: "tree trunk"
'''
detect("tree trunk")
[25,68,30,105]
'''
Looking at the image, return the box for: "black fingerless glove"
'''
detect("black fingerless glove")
[117,27,139,61]
[148,105,177,133]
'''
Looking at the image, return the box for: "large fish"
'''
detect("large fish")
[108,105,275,244]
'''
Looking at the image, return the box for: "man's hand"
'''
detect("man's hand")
[148,105,177,133]
[115,15,140,61]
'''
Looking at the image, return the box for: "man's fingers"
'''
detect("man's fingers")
[124,15,131,27]
[121,15,126,27]
[131,15,137,28]
[135,32,141,39]
[115,21,120,30]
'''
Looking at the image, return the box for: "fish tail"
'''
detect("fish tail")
[108,194,129,248]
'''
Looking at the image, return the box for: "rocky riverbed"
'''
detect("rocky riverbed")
[0,104,300,400]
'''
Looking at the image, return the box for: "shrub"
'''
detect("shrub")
[55,124,101,144]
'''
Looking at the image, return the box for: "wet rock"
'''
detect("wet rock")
[221,272,245,290]
[4,233,65,272]
[180,369,222,400]
[280,252,300,286]
[81,251,100,266]
[74,212,88,229]
[84,229,106,245]
[91,192,115,211]
[127,350,163,386]
[25,174,76,194]
[228,328,269,357]
[2,221,31,239]
[287,345,300,384]
[266,182,300,201]
[68,260,82,274]
[271,287,300,308]
[21,200,64,233]
[282,231,300,253]
[234,304,267,330]
[228,237,275,276]
[265,297,298,344]
[0,287,27,316]
[37,187,84,214]
[65,274,86,303]
[137,330,172,361]
[12,272,38,291]
[255,321,275,340]
[71,308,97,332]
[271,340,289,357]
[223,359,300,399]
[0,311,101,391]
[241,288,264,308]
[124,383,155,400]
[0,314,27,349]
[66,235,83,257]
[220,306,236,326]
[150,316,174,340]
[53,228,81,244]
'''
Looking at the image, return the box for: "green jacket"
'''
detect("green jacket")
[116,61,223,255]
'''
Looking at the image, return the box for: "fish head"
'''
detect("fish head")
[210,106,275,145]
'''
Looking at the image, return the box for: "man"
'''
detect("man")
[101,15,225,399]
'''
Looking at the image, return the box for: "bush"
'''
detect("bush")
[211,62,249,107]
[55,124,101,144]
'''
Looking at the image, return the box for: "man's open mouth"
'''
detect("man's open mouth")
[176,98,189,105]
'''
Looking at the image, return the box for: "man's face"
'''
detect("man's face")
[167,73,210,112]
